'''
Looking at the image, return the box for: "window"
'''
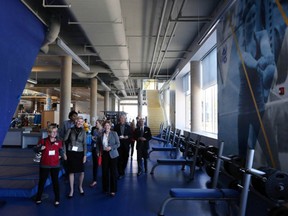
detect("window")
[201,48,218,134]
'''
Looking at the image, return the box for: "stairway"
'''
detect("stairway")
[146,90,165,136]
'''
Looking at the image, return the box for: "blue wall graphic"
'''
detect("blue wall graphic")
[217,0,288,171]
[0,0,45,147]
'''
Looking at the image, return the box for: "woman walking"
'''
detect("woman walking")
[101,120,120,196]
[64,116,87,198]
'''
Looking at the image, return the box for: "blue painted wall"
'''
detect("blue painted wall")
[217,0,288,171]
[0,1,45,147]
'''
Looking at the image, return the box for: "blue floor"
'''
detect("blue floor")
[0,141,273,216]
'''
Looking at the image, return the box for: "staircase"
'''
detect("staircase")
[146,90,165,136]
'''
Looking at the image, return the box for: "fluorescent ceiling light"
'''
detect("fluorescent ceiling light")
[57,38,90,72]
[27,78,37,84]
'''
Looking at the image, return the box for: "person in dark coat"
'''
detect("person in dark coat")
[113,114,132,178]
[134,118,152,176]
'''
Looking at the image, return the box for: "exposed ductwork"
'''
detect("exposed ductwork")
[113,80,127,97]
[67,0,129,94]
[73,72,98,79]
[40,16,60,54]
[32,65,111,74]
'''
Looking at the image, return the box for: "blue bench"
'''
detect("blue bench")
[158,188,239,216]
[149,129,181,159]
[150,158,192,173]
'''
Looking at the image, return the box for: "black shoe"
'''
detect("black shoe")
[54,201,60,207]
[137,171,143,176]
[35,200,42,205]
[117,175,124,180]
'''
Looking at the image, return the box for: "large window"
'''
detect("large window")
[201,48,218,134]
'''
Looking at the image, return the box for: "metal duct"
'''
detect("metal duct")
[113,80,127,97]
[40,16,60,54]
[32,65,111,74]
[67,0,130,83]
[73,72,98,79]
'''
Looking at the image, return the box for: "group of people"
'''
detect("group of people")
[34,111,152,206]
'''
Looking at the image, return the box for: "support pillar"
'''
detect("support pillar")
[104,91,110,111]
[190,61,201,132]
[90,78,98,125]
[60,56,72,125]
[138,89,143,118]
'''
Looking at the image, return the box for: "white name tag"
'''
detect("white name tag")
[72,146,78,151]
[49,150,55,156]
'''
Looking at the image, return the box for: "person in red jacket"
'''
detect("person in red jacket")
[35,125,63,207]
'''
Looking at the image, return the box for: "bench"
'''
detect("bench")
[149,128,181,159]
[158,188,239,216]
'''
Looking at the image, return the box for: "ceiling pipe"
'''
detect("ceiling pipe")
[67,0,129,96]
[151,0,177,78]
[73,72,98,79]
[113,80,127,97]
[154,0,188,78]
[160,0,237,92]
[40,16,61,54]
[148,0,168,78]
[129,79,136,96]
[31,65,111,74]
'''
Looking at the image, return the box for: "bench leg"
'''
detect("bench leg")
[148,149,154,158]
[150,163,160,175]
[158,197,174,216]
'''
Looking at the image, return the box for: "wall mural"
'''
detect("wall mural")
[217,0,288,171]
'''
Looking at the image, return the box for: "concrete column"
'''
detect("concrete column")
[45,89,52,111]
[163,88,170,125]
[117,98,120,111]
[138,89,143,118]
[111,97,116,111]
[104,91,110,111]
[190,61,201,132]
[60,56,72,125]
[90,78,98,126]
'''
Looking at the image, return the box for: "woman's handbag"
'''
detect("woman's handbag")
[97,154,102,166]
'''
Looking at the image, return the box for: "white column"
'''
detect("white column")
[104,91,110,111]
[60,56,72,125]
[190,61,201,132]
[45,89,51,111]
[90,78,98,125]
[138,89,143,117]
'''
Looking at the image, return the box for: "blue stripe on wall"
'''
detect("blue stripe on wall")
[0,0,46,147]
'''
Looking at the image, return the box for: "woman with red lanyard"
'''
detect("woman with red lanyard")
[35,125,63,207]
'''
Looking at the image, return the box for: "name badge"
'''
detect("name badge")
[72,146,78,151]
[49,150,55,156]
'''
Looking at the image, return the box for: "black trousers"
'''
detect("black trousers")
[102,151,118,193]
[36,167,60,202]
[137,144,148,173]
[117,142,130,176]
